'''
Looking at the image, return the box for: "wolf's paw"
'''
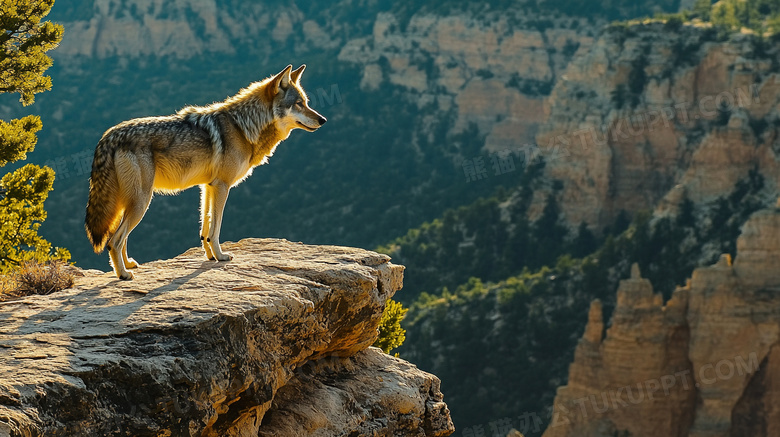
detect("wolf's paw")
[126,258,139,269]
[203,244,215,260]
[118,271,134,281]
[215,252,233,262]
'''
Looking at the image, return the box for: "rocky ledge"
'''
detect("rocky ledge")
[0,239,454,437]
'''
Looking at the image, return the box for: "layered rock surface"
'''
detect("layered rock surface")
[543,208,780,437]
[0,239,454,437]
[534,23,780,227]
[338,11,598,150]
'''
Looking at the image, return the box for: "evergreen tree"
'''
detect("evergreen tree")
[684,0,780,34]
[693,0,713,21]
[769,12,780,33]
[627,48,649,108]
[531,194,568,268]
[571,221,598,258]
[676,195,696,228]
[711,0,742,30]
[0,0,68,273]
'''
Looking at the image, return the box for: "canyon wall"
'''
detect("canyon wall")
[544,207,780,437]
[535,23,780,228]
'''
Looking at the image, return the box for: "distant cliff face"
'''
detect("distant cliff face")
[338,11,599,151]
[56,1,318,58]
[52,1,599,161]
[544,207,780,437]
[534,23,780,228]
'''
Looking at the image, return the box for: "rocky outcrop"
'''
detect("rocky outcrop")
[543,207,780,437]
[543,266,694,437]
[687,209,780,437]
[259,349,453,437]
[0,239,454,437]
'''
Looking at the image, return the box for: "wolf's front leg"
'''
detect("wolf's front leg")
[199,184,215,260]
[206,181,233,261]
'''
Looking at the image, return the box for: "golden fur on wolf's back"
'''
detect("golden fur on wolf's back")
[84,82,287,253]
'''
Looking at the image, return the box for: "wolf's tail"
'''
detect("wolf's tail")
[85,137,121,253]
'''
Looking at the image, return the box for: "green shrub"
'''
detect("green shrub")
[374,299,409,354]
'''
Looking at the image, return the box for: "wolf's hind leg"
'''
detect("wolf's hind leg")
[108,213,135,280]
[108,154,154,280]
[110,191,152,279]
[107,224,127,280]
[200,184,215,260]
[206,181,233,262]
[123,245,139,269]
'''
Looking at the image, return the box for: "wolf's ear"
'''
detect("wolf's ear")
[269,64,293,96]
[291,64,306,84]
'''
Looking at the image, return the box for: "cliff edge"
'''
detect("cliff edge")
[0,239,454,437]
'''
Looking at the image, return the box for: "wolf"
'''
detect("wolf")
[85,65,326,280]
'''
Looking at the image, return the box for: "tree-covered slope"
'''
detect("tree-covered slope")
[398,170,769,435]
[379,161,606,305]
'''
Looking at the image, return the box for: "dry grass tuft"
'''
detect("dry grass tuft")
[0,260,74,302]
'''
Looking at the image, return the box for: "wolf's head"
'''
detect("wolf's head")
[267,65,327,136]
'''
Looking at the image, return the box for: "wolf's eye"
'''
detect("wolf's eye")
[294,101,303,108]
